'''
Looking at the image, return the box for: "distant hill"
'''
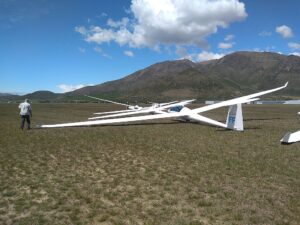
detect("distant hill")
[22,91,62,101]
[0,91,62,102]
[0,93,15,97]
[0,93,20,102]
[2,51,300,102]
[70,51,300,101]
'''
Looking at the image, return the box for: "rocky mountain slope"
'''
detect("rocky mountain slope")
[70,51,300,101]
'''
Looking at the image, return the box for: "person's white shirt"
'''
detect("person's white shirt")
[19,100,32,116]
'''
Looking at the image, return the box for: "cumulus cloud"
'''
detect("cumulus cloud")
[107,17,129,28]
[197,51,224,61]
[218,42,233,49]
[276,25,293,38]
[288,42,300,50]
[75,0,247,50]
[124,50,134,57]
[75,26,87,35]
[57,84,91,93]
[218,34,235,49]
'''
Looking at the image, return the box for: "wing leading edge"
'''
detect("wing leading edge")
[192,82,288,114]
[40,111,183,128]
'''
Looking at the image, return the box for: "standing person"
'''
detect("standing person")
[19,99,32,130]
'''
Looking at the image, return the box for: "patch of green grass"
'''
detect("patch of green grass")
[0,103,299,224]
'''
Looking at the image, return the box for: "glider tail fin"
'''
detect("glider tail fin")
[226,103,244,131]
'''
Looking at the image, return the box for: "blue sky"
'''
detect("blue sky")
[1,0,299,94]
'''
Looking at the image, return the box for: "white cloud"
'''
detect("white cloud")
[288,42,300,50]
[259,30,272,37]
[107,17,129,28]
[197,51,224,61]
[220,34,235,49]
[276,25,293,38]
[75,26,87,35]
[85,27,115,44]
[290,52,300,57]
[76,0,247,50]
[124,50,134,57]
[218,42,233,49]
[224,34,234,41]
[57,84,91,93]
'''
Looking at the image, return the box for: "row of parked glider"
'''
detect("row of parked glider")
[39,82,300,144]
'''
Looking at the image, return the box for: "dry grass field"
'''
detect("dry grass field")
[0,103,299,225]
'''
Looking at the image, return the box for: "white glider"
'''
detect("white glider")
[86,95,178,113]
[40,82,288,129]
[281,111,300,144]
[88,99,196,120]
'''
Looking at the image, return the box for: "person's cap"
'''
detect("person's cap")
[25,99,29,102]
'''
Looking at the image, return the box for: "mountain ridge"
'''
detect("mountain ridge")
[2,51,300,102]
[70,51,300,101]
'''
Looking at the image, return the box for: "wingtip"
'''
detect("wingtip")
[284,81,289,87]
